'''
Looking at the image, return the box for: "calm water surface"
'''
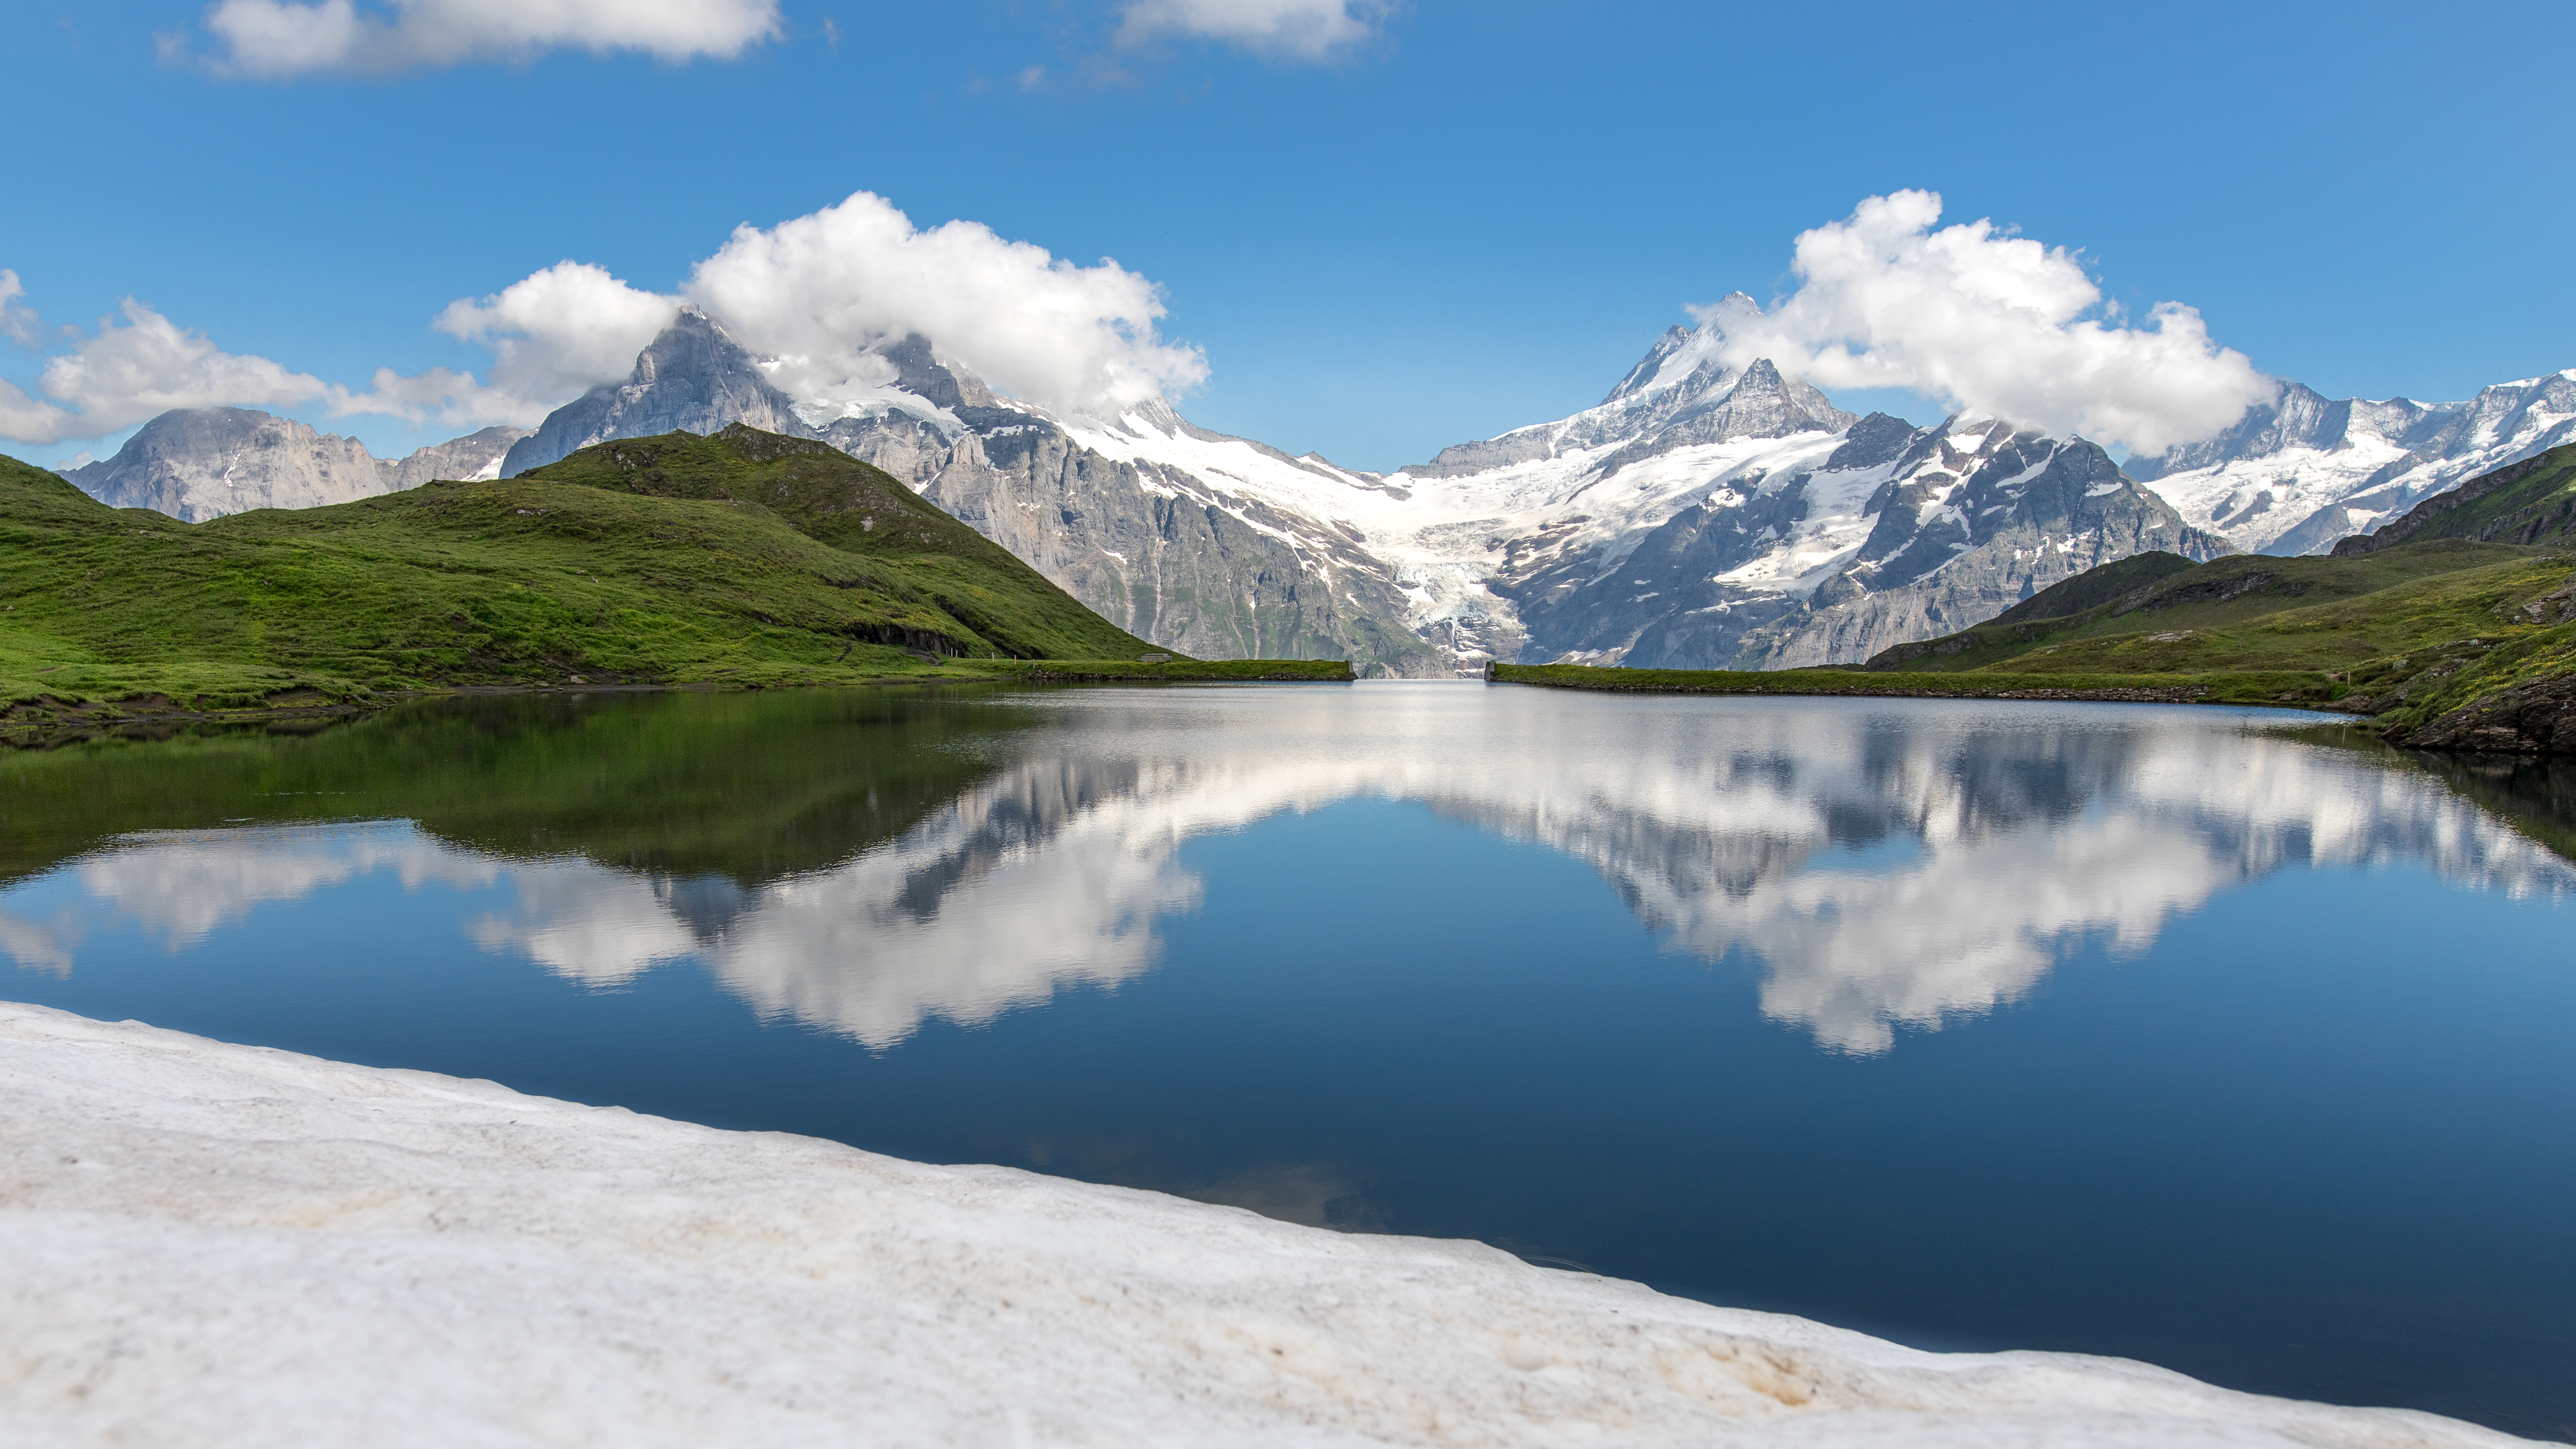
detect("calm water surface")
[4,683,2571,1439]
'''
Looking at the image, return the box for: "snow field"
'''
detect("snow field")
[0,1001,2536,1447]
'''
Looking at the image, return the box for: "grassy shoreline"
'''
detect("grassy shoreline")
[0,657,1357,743]
[2,429,1354,744]
[1487,661,2348,708]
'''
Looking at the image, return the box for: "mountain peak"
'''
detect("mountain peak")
[878,333,1000,415]
[60,407,385,522]
[502,311,812,476]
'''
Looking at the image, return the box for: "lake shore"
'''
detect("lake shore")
[0,1000,2532,1448]
[1486,660,2346,708]
[0,659,1356,743]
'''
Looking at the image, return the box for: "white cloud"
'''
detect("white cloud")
[335,261,682,427]
[0,270,40,347]
[3,188,1207,447]
[1689,191,2278,455]
[683,190,1208,419]
[1117,0,1385,59]
[0,285,331,447]
[196,0,781,78]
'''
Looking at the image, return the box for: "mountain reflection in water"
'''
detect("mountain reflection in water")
[7,684,2567,1054]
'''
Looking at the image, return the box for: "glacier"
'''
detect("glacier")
[2126,371,2576,555]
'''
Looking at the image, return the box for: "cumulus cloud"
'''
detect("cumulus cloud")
[194,0,780,78]
[2,190,1206,445]
[683,190,1207,419]
[338,261,683,427]
[0,283,330,446]
[1691,191,2277,455]
[0,270,40,347]
[1117,0,1385,59]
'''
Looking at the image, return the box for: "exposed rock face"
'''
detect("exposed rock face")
[58,410,536,521]
[500,308,815,477]
[499,311,2228,674]
[2394,677,2576,754]
[913,413,1437,668]
[512,315,1446,674]
[1500,420,2228,670]
[376,425,530,489]
[2129,371,2576,555]
[62,408,387,521]
[1370,323,2227,670]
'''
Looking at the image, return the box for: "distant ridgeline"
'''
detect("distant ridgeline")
[1492,443,2576,754]
[43,308,2571,679]
[0,425,1348,730]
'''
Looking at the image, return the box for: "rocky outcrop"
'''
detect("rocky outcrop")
[2393,676,2576,754]
[62,408,386,521]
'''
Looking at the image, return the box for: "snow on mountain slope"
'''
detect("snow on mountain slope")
[492,312,2227,672]
[2128,371,2576,555]
[1062,328,1875,666]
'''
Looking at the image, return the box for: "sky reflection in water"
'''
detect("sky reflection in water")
[3,684,2571,1438]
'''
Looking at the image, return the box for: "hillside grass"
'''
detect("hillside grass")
[1495,540,2576,737]
[0,433,1351,728]
[1490,663,2338,706]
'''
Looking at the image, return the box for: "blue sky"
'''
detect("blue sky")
[4,0,2571,473]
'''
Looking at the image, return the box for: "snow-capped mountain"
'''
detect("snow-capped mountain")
[1346,318,2225,669]
[489,309,2227,673]
[499,309,807,478]
[501,312,1452,674]
[2127,370,2576,555]
[61,409,527,522]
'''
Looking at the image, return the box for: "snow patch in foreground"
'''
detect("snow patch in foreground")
[0,1002,2529,1447]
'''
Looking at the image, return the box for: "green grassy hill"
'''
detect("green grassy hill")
[1854,538,2576,740]
[1862,540,2557,676]
[3,426,1343,726]
[1496,489,2576,751]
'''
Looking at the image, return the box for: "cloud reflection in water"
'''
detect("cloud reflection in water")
[6,688,2567,1054]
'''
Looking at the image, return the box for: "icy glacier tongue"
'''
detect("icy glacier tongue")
[0,1001,2534,1449]
[2127,371,2576,556]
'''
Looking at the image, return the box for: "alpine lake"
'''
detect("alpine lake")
[4,681,2570,1441]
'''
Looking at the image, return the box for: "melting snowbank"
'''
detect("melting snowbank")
[0,1002,2529,1447]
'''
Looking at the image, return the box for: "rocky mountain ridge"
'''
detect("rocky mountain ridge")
[67,309,2567,676]
[478,311,2235,674]
[61,409,527,522]
[502,313,1451,674]
[2127,370,2576,555]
